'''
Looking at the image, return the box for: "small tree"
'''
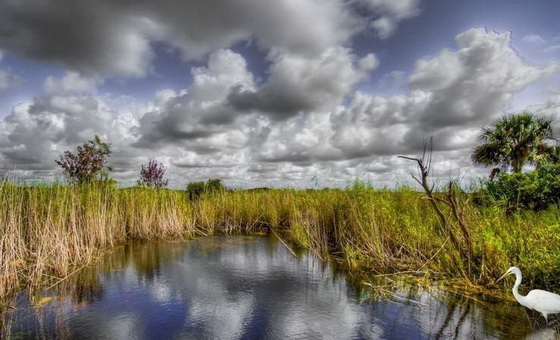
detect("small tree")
[56,135,112,184]
[138,160,169,188]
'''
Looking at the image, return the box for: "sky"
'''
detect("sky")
[0,0,559,188]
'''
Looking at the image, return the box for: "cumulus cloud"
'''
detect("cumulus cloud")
[0,0,420,80]
[134,49,255,150]
[406,28,557,135]
[523,95,560,131]
[245,28,557,174]
[252,111,339,163]
[228,48,378,120]
[1,26,557,188]
[0,71,143,181]
[0,51,258,185]
[325,28,558,182]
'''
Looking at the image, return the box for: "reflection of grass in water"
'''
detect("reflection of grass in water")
[357,276,558,339]
[2,239,188,338]
[193,236,259,249]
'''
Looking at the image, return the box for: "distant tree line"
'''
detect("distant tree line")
[56,112,560,211]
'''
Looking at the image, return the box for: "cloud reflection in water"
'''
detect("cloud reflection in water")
[7,236,556,339]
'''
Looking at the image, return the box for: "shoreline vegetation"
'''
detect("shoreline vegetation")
[2,181,559,308]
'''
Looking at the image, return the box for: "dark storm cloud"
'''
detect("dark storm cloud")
[0,0,367,77]
[228,86,315,121]
[0,0,155,76]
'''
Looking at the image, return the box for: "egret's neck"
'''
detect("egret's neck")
[512,271,527,305]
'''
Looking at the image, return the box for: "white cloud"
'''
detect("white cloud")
[522,95,560,132]
[134,49,255,150]
[44,72,100,95]
[1,27,558,189]
[543,45,560,53]
[325,28,558,184]
[360,0,421,38]
[522,34,546,45]
[371,17,396,39]
[410,29,557,129]
[0,73,145,182]
[359,53,380,71]
[228,47,376,120]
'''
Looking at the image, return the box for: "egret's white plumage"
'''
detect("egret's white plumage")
[497,266,560,321]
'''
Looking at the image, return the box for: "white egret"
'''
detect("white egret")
[497,266,560,321]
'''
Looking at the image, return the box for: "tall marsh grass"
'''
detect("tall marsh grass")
[1,181,560,303]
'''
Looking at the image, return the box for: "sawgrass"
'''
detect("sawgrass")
[1,181,559,305]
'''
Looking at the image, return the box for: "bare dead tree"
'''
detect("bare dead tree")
[399,138,475,281]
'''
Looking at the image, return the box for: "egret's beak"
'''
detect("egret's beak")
[496,271,511,283]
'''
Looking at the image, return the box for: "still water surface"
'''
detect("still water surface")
[7,236,560,339]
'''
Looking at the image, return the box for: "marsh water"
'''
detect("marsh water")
[5,236,560,339]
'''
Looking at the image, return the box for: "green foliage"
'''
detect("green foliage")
[186,181,205,200]
[484,164,560,211]
[206,179,224,192]
[186,179,225,200]
[472,113,555,175]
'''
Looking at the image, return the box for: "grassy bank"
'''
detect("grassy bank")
[1,182,560,302]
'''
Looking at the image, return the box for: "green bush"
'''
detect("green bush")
[484,164,560,211]
[186,179,225,200]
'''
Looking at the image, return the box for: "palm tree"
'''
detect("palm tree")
[472,113,556,177]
